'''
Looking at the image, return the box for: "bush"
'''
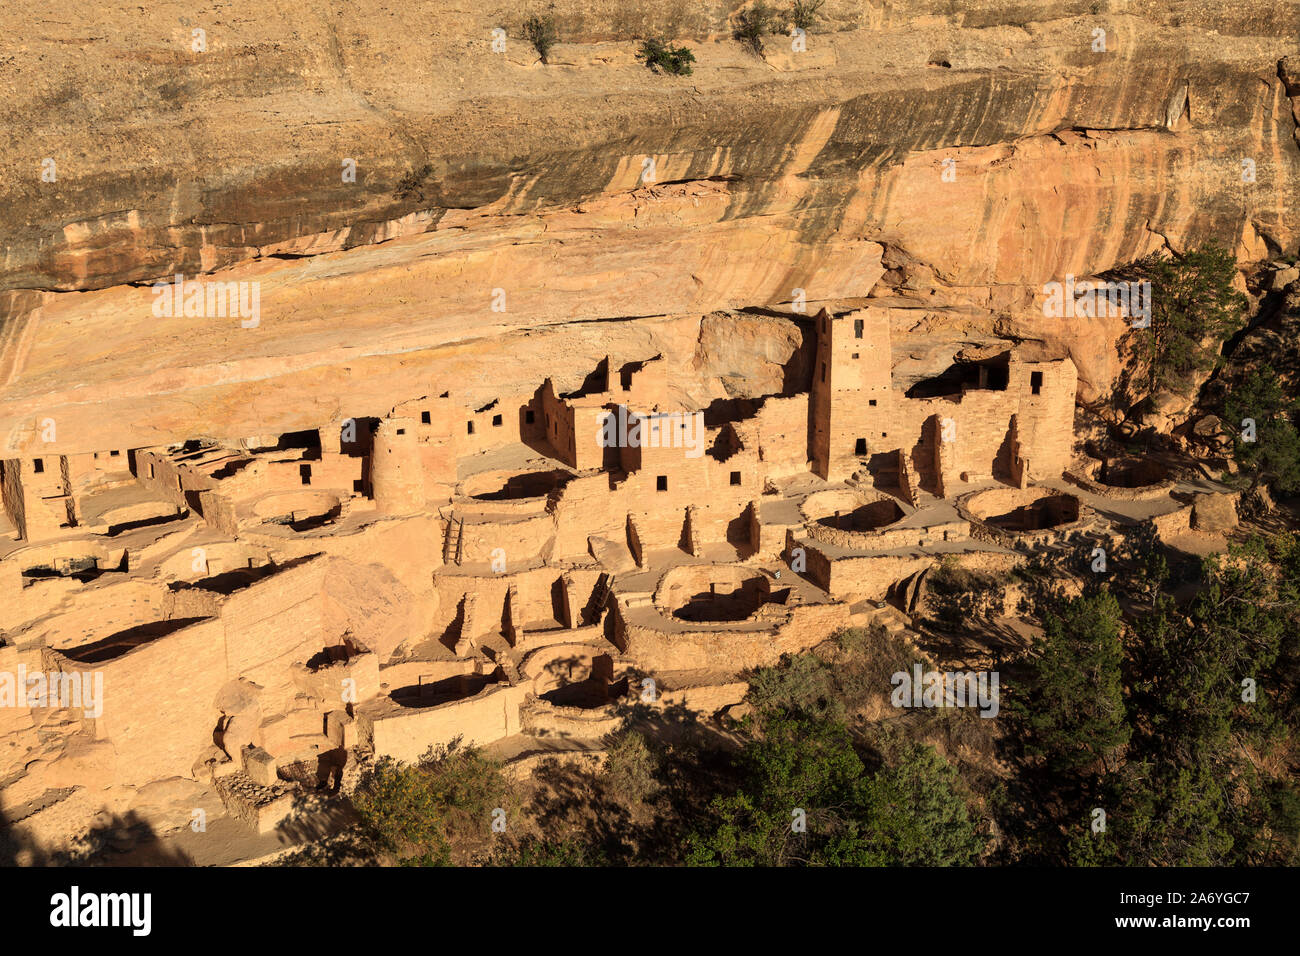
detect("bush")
[684,715,985,866]
[523,15,558,64]
[746,651,841,721]
[393,163,432,202]
[1117,242,1246,414]
[602,730,660,804]
[1223,365,1300,494]
[351,741,512,866]
[735,3,773,55]
[789,0,826,30]
[351,757,452,866]
[637,38,695,75]
[491,834,606,866]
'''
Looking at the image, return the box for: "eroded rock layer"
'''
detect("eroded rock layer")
[1,1,1298,452]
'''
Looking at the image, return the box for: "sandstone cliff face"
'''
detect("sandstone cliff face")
[1,0,1297,452]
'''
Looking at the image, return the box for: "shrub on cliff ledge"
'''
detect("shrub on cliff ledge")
[393,163,432,202]
[637,38,695,76]
[523,14,558,64]
[601,730,661,804]
[1223,365,1300,495]
[735,3,773,55]
[684,715,984,866]
[789,0,826,31]
[1128,242,1247,403]
[352,742,511,866]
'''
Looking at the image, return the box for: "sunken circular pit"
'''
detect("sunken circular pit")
[1067,457,1175,501]
[655,564,780,624]
[964,486,1087,541]
[801,489,914,550]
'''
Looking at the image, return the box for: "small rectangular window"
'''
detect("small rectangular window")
[421,411,431,424]
[525,410,535,424]
[467,421,475,435]
[33,458,44,474]
[852,353,860,360]
[730,471,741,486]
[869,399,877,407]
[492,414,502,427]
[110,449,120,457]
[854,318,864,339]
[300,464,312,485]
[1030,371,1043,395]
[854,438,867,456]
[656,476,668,492]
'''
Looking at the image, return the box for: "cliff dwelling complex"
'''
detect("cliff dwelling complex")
[0,298,1245,850]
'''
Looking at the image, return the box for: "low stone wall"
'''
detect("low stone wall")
[357,682,531,762]
[658,680,749,715]
[374,657,477,694]
[1149,504,1193,540]
[1191,491,1239,532]
[806,517,969,552]
[519,697,624,738]
[214,771,297,835]
[823,553,934,602]
[622,601,848,671]
[962,511,1019,549]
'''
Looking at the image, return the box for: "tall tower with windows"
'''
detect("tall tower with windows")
[809,307,893,480]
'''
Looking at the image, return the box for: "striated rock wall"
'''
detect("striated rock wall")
[1,1,1298,450]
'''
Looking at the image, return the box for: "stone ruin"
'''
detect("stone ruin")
[0,302,1241,857]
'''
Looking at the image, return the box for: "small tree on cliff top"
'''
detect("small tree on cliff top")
[1130,243,1246,400]
[638,38,695,76]
[523,14,558,64]
[1223,365,1300,495]
[735,3,774,56]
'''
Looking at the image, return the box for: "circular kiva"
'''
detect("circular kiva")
[1067,457,1175,501]
[965,486,1083,534]
[655,563,775,623]
[800,488,908,547]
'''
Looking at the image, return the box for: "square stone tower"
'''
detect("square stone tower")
[809,307,893,481]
